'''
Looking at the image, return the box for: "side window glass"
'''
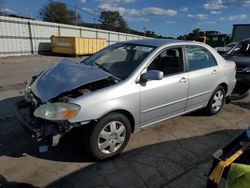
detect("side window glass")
[148,47,183,76]
[186,46,211,71]
[209,53,217,67]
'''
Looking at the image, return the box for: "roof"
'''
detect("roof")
[121,39,186,47]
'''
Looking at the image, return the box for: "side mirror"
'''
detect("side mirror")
[142,70,164,81]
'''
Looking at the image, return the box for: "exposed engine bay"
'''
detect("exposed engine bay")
[53,77,117,102]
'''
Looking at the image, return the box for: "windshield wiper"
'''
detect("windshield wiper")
[94,63,121,80]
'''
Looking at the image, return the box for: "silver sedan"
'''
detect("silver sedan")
[17,39,236,159]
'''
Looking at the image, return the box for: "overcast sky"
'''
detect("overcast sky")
[1,0,250,37]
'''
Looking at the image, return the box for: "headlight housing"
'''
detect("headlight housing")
[34,102,81,121]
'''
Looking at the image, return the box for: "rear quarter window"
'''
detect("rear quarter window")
[185,46,217,71]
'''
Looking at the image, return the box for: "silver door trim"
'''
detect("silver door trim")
[141,97,187,113]
[187,90,212,100]
[140,105,204,128]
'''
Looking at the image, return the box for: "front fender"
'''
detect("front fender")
[68,83,140,127]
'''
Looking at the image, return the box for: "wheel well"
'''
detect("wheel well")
[104,110,135,133]
[219,83,228,94]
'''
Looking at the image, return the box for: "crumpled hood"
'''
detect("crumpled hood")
[31,59,110,102]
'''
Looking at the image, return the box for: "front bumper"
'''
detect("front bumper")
[15,99,75,146]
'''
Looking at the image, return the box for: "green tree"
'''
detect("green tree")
[192,28,202,40]
[39,1,81,25]
[99,11,128,32]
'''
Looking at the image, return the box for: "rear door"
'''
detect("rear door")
[185,46,221,111]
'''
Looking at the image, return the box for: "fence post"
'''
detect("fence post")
[58,25,61,36]
[27,21,34,54]
[80,28,82,37]
[96,29,98,39]
[108,32,110,45]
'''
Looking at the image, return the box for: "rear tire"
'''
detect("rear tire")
[88,112,131,160]
[205,86,225,115]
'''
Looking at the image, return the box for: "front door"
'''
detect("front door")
[139,47,189,127]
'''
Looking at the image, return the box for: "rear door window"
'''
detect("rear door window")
[185,46,217,71]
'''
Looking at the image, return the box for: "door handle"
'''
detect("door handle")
[212,70,217,74]
[179,77,188,83]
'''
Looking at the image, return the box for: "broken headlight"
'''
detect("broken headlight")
[34,102,81,121]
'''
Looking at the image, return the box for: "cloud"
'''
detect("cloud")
[224,0,250,7]
[188,14,209,20]
[81,7,96,14]
[125,8,141,16]
[0,8,16,14]
[99,5,178,17]
[80,0,86,3]
[218,16,226,20]
[218,14,247,21]
[187,14,195,18]
[203,0,226,10]
[196,14,209,20]
[98,0,135,5]
[180,7,188,12]
[126,17,149,23]
[98,4,141,16]
[204,0,250,10]
[142,7,177,16]
[228,14,247,20]
[211,10,221,14]
[165,21,176,24]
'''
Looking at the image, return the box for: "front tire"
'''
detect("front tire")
[88,112,131,160]
[205,86,225,115]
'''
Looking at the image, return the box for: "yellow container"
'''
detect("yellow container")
[51,36,107,56]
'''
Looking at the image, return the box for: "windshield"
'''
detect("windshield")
[230,41,250,56]
[81,43,155,79]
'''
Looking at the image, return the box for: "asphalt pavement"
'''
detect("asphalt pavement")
[0,55,249,188]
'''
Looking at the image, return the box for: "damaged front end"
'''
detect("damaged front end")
[15,60,117,147]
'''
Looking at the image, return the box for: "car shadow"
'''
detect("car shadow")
[45,129,242,188]
[183,109,208,117]
[232,101,250,110]
[0,175,37,188]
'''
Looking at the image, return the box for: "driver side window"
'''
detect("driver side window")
[147,47,183,76]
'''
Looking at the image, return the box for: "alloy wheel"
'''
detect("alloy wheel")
[98,121,126,154]
[212,90,224,112]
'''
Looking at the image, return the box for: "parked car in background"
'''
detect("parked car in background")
[16,39,236,160]
[215,42,238,55]
[223,38,250,96]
